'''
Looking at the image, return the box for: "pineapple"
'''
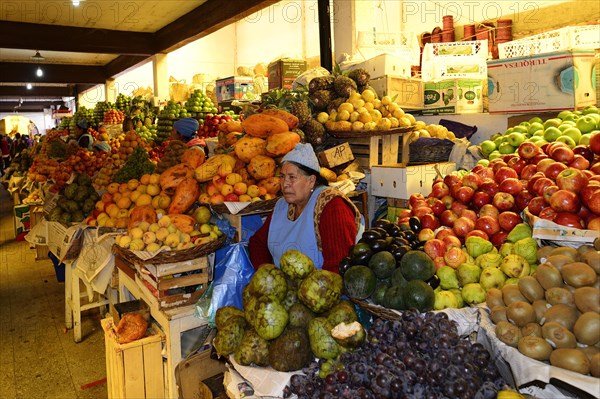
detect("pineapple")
[309,90,335,111]
[308,76,334,93]
[333,76,358,98]
[347,68,370,87]
[290,100,312,126]
[327,98,346,114]
[303,119,326,146]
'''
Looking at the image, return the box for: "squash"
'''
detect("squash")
[168,214,197,234]
[260,109,299,130]
[168,177,200,214]
[258,176,281,195]
[242,114,289,138]
[194,154,237,182]
[266,131,301,157]
[160,164,194,194]
[247,155,276,180]
[234,136,266,163]
[128,205,157,231]
[180,147,206,169]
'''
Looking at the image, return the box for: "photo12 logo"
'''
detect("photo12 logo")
[239,1,338,24]
[1,1,142,25]
[400,1,540,24]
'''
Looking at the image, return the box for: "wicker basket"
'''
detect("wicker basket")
[113,234,226,266]
[409,138,455,163]
[210,197,279,215]
[350,298,403,321]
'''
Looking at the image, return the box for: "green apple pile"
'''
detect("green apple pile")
[480,106,600,159]
[184,89,218,119]
[433,223,538,310]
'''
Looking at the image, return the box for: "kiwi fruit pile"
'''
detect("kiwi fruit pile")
[486,244,599,377]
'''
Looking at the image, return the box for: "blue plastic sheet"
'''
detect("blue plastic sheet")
[195,242,255,327]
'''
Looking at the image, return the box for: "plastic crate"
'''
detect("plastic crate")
[421,40,489,81]
[498,25,600,59]
[356,31,421,65]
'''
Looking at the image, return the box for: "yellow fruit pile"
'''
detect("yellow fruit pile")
[320,90,416,132]
[115,215,222,253]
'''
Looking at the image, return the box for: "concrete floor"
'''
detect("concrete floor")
[0,185,108,399]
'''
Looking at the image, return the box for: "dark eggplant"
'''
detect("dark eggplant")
[369,238,388,253]
[388,224,402,237]
[392,237,411,247]
[338,256,353,276]
[399,222,412,231]
[373,219,393,233]
[391,245,410,262]
[408,217,422,233]
[361,230,380,242]
[371,227,389,239]
[351,251,372,266]
[426,275,441,290]
[402,230,417,243]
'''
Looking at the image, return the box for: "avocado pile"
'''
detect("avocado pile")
[341,218,439,312]
[48,174,100,225]
[213,250,366,372]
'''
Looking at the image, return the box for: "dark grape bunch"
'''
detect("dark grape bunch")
[284,310,507,399]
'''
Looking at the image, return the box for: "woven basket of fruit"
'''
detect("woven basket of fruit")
[409,138,455,163]
[113,234,226,266]
[350,298,403,322]
[209,197,280,215]
[327,126,414,139]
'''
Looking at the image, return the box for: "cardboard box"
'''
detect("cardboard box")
[370,162,457,199]
[13,204,30,237]
[421,40,489,81]
[487,50,597,113]
[369,76,424,110]
[353,54,413,79]
[317,142,354,168]
[215,76,256,102]
[455,79,485,114]
[268,58,307,90]
[423,80,457,113]
[102,317,166,399]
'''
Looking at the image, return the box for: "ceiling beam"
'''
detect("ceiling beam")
[103,55,150,79]
[0,86,76,97]
[0,63,106,84]
[0,21,156,56]
[155,0,276,52]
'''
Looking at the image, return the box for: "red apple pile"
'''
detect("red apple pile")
[398,132,600,247]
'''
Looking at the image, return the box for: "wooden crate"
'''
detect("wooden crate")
[102,317,166,399]
[330,132,410,169]
[135,256,210,309]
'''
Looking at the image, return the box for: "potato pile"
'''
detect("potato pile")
[487,244,600,377]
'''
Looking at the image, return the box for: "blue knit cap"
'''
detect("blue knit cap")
[174,118,199,138]
[281,143,320,173]
[76,119,88,130]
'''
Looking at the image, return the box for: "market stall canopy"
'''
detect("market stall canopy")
[0,0,275,112]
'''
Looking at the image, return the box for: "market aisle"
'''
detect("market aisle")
[0,185,107,399]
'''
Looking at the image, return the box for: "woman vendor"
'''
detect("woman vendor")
[171,117,206,149]
[248,143,362,274]
[75,119,93,150]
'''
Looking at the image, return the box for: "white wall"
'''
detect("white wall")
[0,112,52,135]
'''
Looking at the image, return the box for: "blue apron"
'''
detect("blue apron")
[268,186,325,269]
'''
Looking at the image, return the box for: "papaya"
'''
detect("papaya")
[168,214,197,234]
[266,132,301,157]
[218,120,243,134]
[168,177,200,214]
[194,154,237,182]
[260,109,299,130]
[128,205,157,231]
[248,155,276,180]
[159,164,194,195]
[234,136,267,163]
[180,147,206,169]
[242,113,289,138]
[258,176,281,195]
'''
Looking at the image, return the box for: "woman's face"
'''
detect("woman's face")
[280,163,315,206]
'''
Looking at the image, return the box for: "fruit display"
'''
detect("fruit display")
[115,93,132,112]
[155,140,187,173]
[197,113,236,138]
[183,89,218,118]
[285,311,510,398]
[408,121,458,142]
[486,244,600,378]
[93,101,112,125]
[214,249,353,373]
[321,90,415,133]
[136,125,158,143]
[47,173,100,225]
[58,116,71,130]
[115,214,222,252]
[69,106,95,134]
[156,101,186,142]
[112,145,156,184]
[103,109,125,124]
[341,219,438,312]
[480,106,599,159]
